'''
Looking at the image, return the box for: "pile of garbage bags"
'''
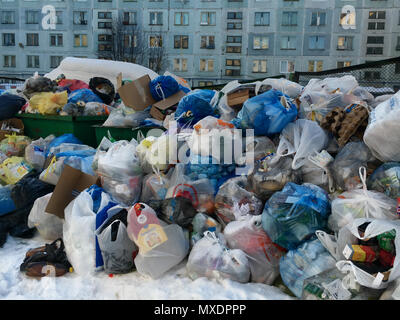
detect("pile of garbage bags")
[3,63,400,300]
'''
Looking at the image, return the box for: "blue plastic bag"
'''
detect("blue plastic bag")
[45,134,83,157]
[279,239,336,298]
[0,185,16,216]
[149,76,180,101]
[232,89,298,136]
[261,182,331,250]
[175,90,217,127]
[68,89,103,104]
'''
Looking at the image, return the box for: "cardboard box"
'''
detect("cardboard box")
[0,118,24,141]
[45,164,99,219]
[227,89,250,109]
[149,90,186,121]
[117,73,186,116]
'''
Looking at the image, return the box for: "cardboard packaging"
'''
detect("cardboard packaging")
[0,118,24,141]
[116,73,186,121]
[45,164,99,219]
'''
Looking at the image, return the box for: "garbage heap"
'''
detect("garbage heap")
[1,68,400,300]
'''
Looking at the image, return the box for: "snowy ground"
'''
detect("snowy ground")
[0,235,294,300]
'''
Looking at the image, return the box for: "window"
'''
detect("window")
[73,11,88,25]
[175,12,189,26]
[2,33,15,46]
[124,34,137,48]
[226,46,241,53]
[281,36,296,50]
[255,12,269,26]
[149,35,162,48]
[337,61,351,68]
[308,60,323,72]
[173,58,188,72]
[150,12,163,25]
[98,34,112,42]
[123,12,137,25]
[3,55,15,67]
[369,11,386,20]
[50,34,63,46]
[98,43,112,51]
[198,81,214,87]
[227,22,242,30]
[366,47,383,55]
[199,59,214,72]
[253,36,269,50]
[309,36,325,50]
[368,22,385,30]
[74,34,88,47]
[98,22,112,29]
[225,69,241,76]
[98,12,112,19]
[26,33,39,46]
[200,36,215,49]
[50,56,63,68]
[282,12,297,26]
[226,59,240,66]
[1,11,15,24]
[396,36,400,51]
[227,36,242,43]
[227,12,242,20]
[174,35,188,49]
[27,55,39,68]
[253,60,267,73]
[311,12,326,26]
[367,36,384,44]
[337,36,353,50]
[56,11,63,24]
[26,11,39,24]
[200,12,216,26]
[280,60,295,73]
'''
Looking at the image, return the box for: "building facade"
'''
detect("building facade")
[1,0,400,87]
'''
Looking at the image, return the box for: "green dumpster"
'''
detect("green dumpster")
[93,125,165,145]
[16,113,108,148]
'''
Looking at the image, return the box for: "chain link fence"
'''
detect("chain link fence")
[293,56,400,97]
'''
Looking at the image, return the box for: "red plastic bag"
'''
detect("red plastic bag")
[58,79,89,92]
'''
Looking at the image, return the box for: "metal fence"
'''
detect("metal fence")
[293,56,400,96]
[0,76,26,90]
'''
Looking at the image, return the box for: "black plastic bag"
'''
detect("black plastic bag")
[89,77,115,105]
[0,94,26,120]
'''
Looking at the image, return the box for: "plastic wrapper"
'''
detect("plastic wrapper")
[331,141,376,191]
[261,182,331,250]
[280,239,337,298]
[127,203,189,279]
[89,77,115,105]
[368,162,400,200]
[191,212,221,246]
[102,105,150,128]
[49,143,94,158]
[248,156,302,202]
[67,88,102,104]
[224,215,286,284]
[27,193,64,240]
[28,91,68,115]
[302,267,383,300]
[24,135,55,171]
[0,135,31,157]
[0,185,16,216]
[83,102,115,116]
[329,167,399,233]
[187,231,251,283]
[364,91,400,162]
[215,176,263,225]
[0,157,33,185]
[272,119,329,170]
[232,89,298,137]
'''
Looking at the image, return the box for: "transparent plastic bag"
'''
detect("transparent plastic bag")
[255,78,303,99]
[103,105,150,128]
[368,162,400,200]
[0,157,33,185]
[224,215,286,284]
[83,102,115,116]
[0,135,32,157]
[301,150,335,193]
[187,231,251,283]
[191,212,221,246]
[140,172,169,203]
[24,135,55,171]
[27,193,64,240]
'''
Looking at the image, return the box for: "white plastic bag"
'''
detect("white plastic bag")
[329,167,399,232]
[255,78,303,99]
[364,90,400,162]
[24,135,55,171]
[39,157,65,185]
[187,231,251,283]
[27,193,64,240]
[272,119,329,170]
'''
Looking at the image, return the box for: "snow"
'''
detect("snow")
[0,235,295,300]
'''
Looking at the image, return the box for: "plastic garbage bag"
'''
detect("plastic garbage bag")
[45,134,83,157]
[39,157,65,185]
[83,102,115,116]
[149,75,180,101]
[273,119,329,170]
[331,142,375,192]
[0,157,33,185]
[187,231,251,283]
[175,89,217,127]
[0,134,32,157]
[24,135,55,171]
[364,91,400,162]
[190,212,221,246]
[136,136,159,174]
[241,136,276,163]
[28,91,68,115]
[368,162,400,200]
[255,78,303,99]
[63,185,114,276]
[0,185,16,216]
[0,151,7,165]
[329,167,399,233]
[371,95,393,109]
[49,143,94,158]
[280,238,337,298]
[60,102,85,116]
[224,215,286,284]
[68,88,102,105]
[232,89,298,137]
[127,203,189,279]
[301,150,335,193]
[96,207,138,274]
[21,75,58,99]
[89,77,115,105]
[215,176,263,226]
[27,193,64,240]
[261,182,331,250]
[140,172,169,203]
[248,155,302,202]
[102,104,150,128]
[0,94,26,120]
[56,76,89,92]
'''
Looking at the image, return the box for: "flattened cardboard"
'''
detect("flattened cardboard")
[45,164,99,219]
[150,106,166,121]
[227,89,250,108]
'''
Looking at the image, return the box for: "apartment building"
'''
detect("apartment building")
[0,0,400,87]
